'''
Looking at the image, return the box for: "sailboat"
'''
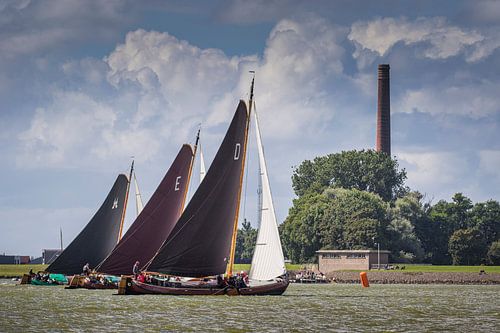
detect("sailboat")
[21,165,132,285]
[67,142,197,289]
[118,77,289,296]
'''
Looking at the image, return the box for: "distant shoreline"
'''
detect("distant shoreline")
[323,271,500,285]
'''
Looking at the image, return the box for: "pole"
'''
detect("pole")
[377,242,380,270]
[227,72,254,277]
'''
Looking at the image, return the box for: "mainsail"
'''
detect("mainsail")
[133,171,144,216]
[146,101,250,277]
[46,174,129,275]
[249,109,286,280]
[96,145,195,276]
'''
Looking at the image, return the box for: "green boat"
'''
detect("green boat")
[30,274,68,286]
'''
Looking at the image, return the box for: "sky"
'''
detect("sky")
[1,0,499,257]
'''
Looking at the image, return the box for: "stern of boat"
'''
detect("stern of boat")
[19,274,31,285]
[118,275,133,295]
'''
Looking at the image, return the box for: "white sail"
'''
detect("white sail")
[199,145,206,184]
[133,171,144,217]
[249,108,286,281]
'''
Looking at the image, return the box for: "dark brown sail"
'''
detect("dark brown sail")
[46,174,129,275]
[146,101,249,277]
[96,145,195,275]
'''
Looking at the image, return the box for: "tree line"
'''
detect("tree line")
[236,150,500,265]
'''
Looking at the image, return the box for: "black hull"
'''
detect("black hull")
[118,276,289,296]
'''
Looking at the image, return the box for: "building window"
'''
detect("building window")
[346,253,366,259]
[322,253,341,259]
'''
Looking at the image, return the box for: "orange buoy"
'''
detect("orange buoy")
[360,271,369,287]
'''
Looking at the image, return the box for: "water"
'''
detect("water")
[1,280,498,332]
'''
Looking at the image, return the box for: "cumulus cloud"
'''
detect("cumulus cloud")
[19,14,351,169]
[106,29,255,127]
[397,151,473,202]
[398,150,500,203]
[348,16,484,67]
[465,29,500,62]
[395,80,500,118]
[18,91,119,167]
[253,16,347,138]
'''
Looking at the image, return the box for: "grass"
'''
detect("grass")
[0,264,48,277]
[390,264,500,273]
[3,263,498,277]
[233,263,305,272]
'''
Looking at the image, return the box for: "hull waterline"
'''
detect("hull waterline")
[118,276,289,296]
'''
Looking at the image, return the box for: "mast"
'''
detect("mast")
[60,227,63,250]
[227,73,254,276]
[118,160,133,243]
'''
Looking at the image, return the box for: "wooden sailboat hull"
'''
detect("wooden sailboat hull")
[118,276,289,296]
[65,274,118,289]
[227,279,289,296]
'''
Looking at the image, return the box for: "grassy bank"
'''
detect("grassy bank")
[0,263,305,277]
[233,263,303,272]
[4,263,496,278]
[287,264,500,273]
[0,264,48,277]
[387,265,500,273]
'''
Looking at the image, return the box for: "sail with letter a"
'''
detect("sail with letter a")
[46,174,129,275]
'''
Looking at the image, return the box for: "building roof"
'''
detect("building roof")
[316,249,391,254]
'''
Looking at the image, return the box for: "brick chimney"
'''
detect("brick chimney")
[376,64,391,155]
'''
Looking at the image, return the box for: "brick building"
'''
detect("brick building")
[317,249,390,272]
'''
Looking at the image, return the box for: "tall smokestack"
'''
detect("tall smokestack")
[376,64,391,155]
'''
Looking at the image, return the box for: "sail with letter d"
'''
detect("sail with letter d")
[146,101,249,277]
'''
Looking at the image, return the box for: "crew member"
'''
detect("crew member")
[133,261,140,279]
[82,263,90,276]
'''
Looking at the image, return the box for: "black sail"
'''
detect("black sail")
[46,174,129,275]
[147,101,249,277]
[96,145,195,275]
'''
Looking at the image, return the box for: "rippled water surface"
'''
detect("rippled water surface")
[1,280,498,332]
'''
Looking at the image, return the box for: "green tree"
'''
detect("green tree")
[291,150,407,201]
[487,241,500,265]
[320,188,389,250]
[280,188,390,263]
[387,192,426,262]
[448,228,487,265]
[449,193,473,230]
[280,193,328,263]
[416,200,449,264]
[235,219,257,264]
[470,200,500,245]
